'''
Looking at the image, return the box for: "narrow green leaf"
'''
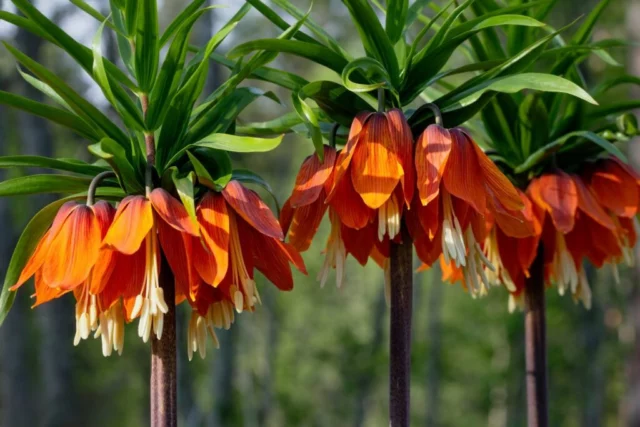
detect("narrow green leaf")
[185,87,279,146]
[3,43,129,145]
[0,90,99,141]
[342,0,400,87]
[572,0,610,45]
[193,134,284,154]
[186,149,232,190]
[592,74,640,96]
[0,156,108,175]
[171,169,198,225]
[443,73,597,110]
[125,0,140,37]
[228,39,348,75]
[10,0,138,90]
[386,0,409,43]
[209,53,308,90]
[244,0,321,46]
[135,0,159,92]
[341,57,393,93]
[156,23,238,167]
[0,175,94,196]
[16,65,71,110]
[515,130,626,173]
[147,8,208,129]
[89,138,144,193]
[159,0,207,46]
[236,112,305,136]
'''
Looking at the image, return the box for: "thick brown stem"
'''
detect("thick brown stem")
[151,256,177,427]
[389,227,413,427]
[525,247,548,427]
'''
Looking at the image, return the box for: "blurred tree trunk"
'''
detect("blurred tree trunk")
[0,69,35,427]
[580,266,605,427]
[14,12,77,427]
[624,3,640,425]
[353,288,386,427]
[425,279,443,427]
[505,320,526,427]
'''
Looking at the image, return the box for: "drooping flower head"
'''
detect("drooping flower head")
[11,200,126,355]
[412,123,529,295]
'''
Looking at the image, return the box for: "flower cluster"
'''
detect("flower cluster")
[13,182,305,358]
[281,110,532,296]
[441,158,639,310]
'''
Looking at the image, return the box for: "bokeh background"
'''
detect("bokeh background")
[0,1,639,426]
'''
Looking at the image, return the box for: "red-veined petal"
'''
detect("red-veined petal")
[442,129,486,214]
[528,172,577,234]
[289,146,337,207]
[198,192,230,287]
[415,124,452,206]
[150,188,199,235]
[387,108,415,206]
[222,181,283,239]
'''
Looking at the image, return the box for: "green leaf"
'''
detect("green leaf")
[386,0,408,44]
[342,0,400,87]
[0,90,99,141]
[587,101,640,119]
[110,2,135,75]
[244,0,320,46]
[186,87,279,146]
[442,73,597,110]
[186,149,232,190]
[70,0,120,34]
[236,112,305,136]
[0,156,108,175]
[572,0,610,45]
[125,0,140,37]
[171,169,197,225]
[135,0,159,92]
[298,81,376,127]
[228,39,348,75]
[210,53,309,90]
[270,0,349,57]
[292,87,324,160]
[92,18,145,131]
[16,66,71,110]
[231,168,281,215]
[515,130,627,174]
[147,7,208,130]
[3,43,129,146]
[159,0,207,46]
[341,57,394,93]
[0,175,94,196]
[592,74,640,96]
[167,134,284,168]
[518,94,549,159]
[89,138,144,193]
[155,22,238,167]
[10,0,138,90]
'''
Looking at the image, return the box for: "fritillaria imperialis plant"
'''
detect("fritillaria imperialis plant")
[0,0,306,424]
[233,1,605,425]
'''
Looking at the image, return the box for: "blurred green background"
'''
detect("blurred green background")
[0,1,639,426]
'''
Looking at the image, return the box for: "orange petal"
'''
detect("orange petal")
[350,113,404,209]
[106,248,146,321]
[589,159,639,218]
[442,129,486,215]
[573,175,615,230]
[222,180,283,239]
[415,124,452,206]
[528,172,577,234]
[87,248,117,295]
[32,270,68,307]
[12,230,51,291]
[414,228,443,267]
[289,145,337,208]
[418,194,440,240]
[386,109,415,206]
[103,196,153,254]
[158,218,199,299]
[326,112,373,201]
[150,188,198,235]
[42,205,102,290]
[285,193,328,252]
[192,235,217,292]
[342,222,376,266]
[245,224,303,292]
[328,174,373,229]
[470,134,522,211]
[91,201,116,239]
[197,192,230,287]
[489,190,534,238]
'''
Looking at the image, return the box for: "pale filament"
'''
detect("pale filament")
[441,191,467,268]
[187,301,235,361]
[551,232,578,297]
[378,193,400,242]
[228,212,258,313]
[317,209,347,289]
